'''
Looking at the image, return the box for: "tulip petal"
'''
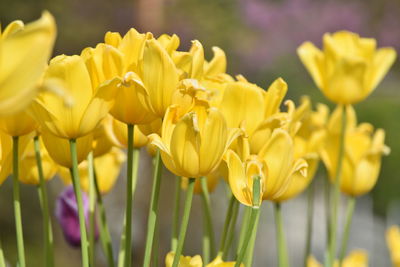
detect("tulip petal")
[170,113,201,178]
[369,48,396,90]
[0,12,56,115]
[204,47,227,77]
[264,78,288,118]
[226,150,252,207]
[140,38,179,117]
[297,42,324,89]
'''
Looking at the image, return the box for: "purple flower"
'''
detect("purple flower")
[55,186,98,247]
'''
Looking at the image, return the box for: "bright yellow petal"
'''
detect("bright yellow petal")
[264,78,288,118]
[170,112,201,178]
[140,38,179,117]
[0,11,56,115]
[368,47,396,90]
[297,42,324,89]
[165,252,203,267]
[204,47,227,77]
[226,150,251,206]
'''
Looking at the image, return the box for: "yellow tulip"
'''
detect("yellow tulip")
[139,38,180,118]
[218,80,266,136]
[297,30,396,104]
[165,252,203,267]
[259,129,308,201]
[321,105,389,196]
[30,55,119,139]
[248,78,289,154]
[0,132,33,185]
[0,110,38,137]
[386,225,400,267]
[41,131,93,168]
[0,11,56,115]
[82,43,155,125]
[59,147,125,194]
[274,98,327,202]
[150,104,240,178]
[19,137,57,185]
[92,121,114,157]
[225,149,266,207]
[203,47,227,77]
[308,250,368,267]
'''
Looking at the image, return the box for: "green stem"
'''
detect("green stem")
[324,176,331,247]
[151,219,159,267]
[236,205,251,258]
[124,124,134,267]
[143,150,163,267]
[274,203,289,267]
[304,181,315,267]
[243,209,260,267]
[327,105,347,267]
[171,176,181,251]
[34,136,54,267]
[338,197,356,266]
[118,148,139,267]
[88,152,96,267]
[0,238,6,267]
[224,199,239,259]
[200,177,215,264]
[217,195,235,257]
[69,139,89,267]
[172,178,196,267]
[94,168,115,267]
[12,136,25,267]
[235,176,261,267]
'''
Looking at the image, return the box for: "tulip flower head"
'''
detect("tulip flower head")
[31,54,119,139]
[0,11,56,115]
[307,250,368,267]
[150,104,240,178]
[55,186,98,247]
[298,30,397,104]
[321,105,389,196]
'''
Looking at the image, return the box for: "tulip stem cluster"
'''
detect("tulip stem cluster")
[69,139,90,267]
[200,176,216,264]
[338,197,356,266]
[34,136,54,267]
[143,150,163,267]
[172,177,196,267]
[12,136,26,267]
[327,105,347,267]
[171,176,182,251]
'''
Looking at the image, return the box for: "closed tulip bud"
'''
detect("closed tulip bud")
[0,11,56,115]
[19,137,57,185]
[150,104,240,178]
[321,105,389,196]
[30,55,119,139]
[41,131,93,168]
[0,110,38,136]
[55,186,97,247]
[165,252,203,267]
[298,31,396,104]
[58,148,125,194]
[386,226,400,267]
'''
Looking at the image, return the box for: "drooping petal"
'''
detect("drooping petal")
[297,42,324,89]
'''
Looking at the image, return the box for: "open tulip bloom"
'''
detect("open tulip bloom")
[0,11,397,267]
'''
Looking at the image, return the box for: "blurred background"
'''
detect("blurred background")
[1,0,399,266]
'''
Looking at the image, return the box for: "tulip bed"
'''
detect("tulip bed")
[0,11,398,267]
